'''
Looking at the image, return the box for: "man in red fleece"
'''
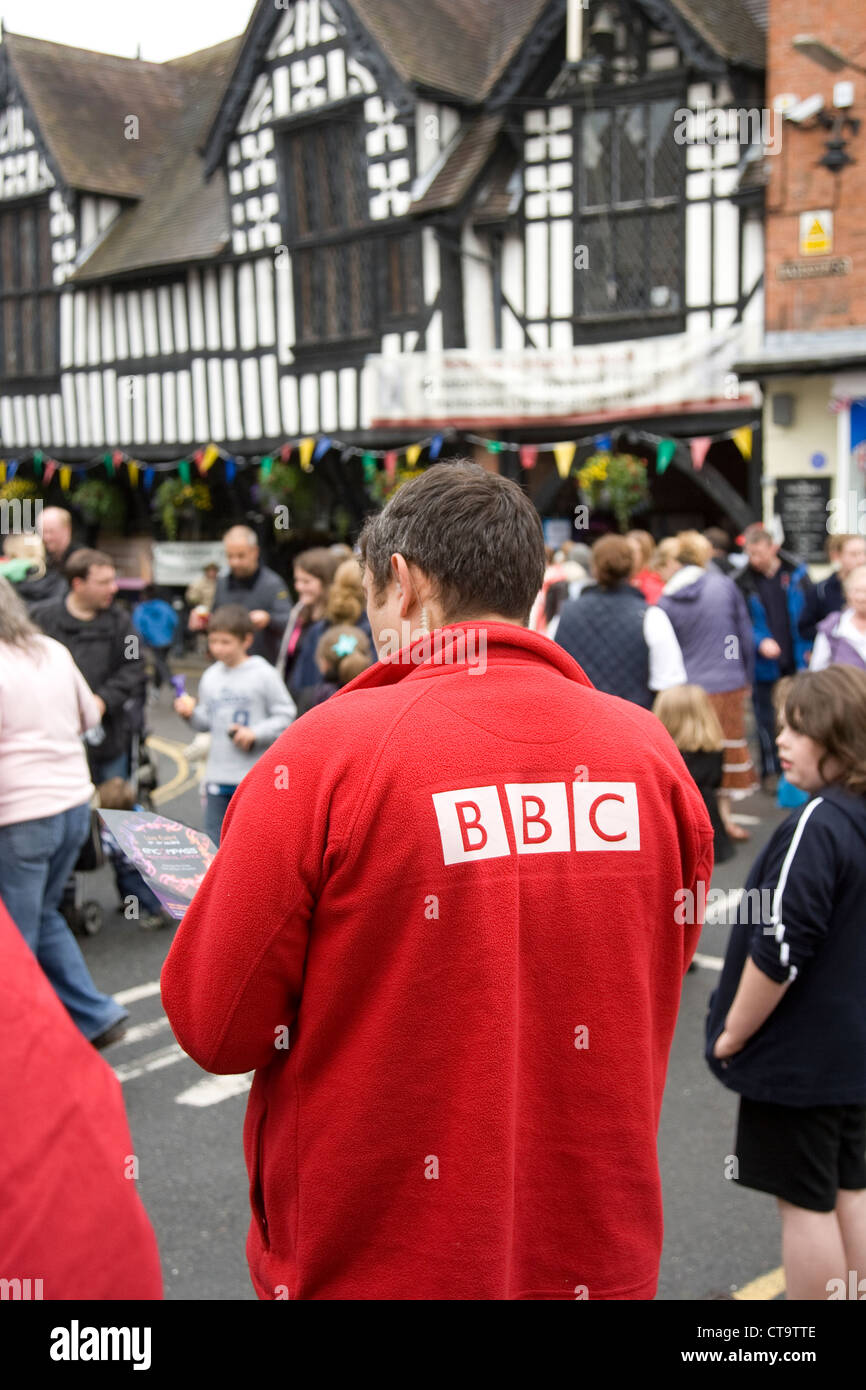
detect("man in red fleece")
[162,462,713,1300]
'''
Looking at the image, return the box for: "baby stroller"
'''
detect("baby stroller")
[62,695,159,936]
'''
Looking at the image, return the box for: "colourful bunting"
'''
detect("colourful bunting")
[178,460,191,484]
[313,437,331,463]
[656,438,677,474]
[112,450,124,468]
[595,434,613,451]
[553,442,576,479]
[103,451,114,477]
[429,434,444,461]
[280,443,292,464]
[298,438,315,472]
[44,459,58,484]
[60,466,71,491]
[260,455,274,480]
[7,460,18,480]
[0,462,5,483]
[200,443,220,473]
[731,426,752,460]
[193,448,205,473]
[520,444,538,470]
[405,443,422,467]
[225,459,236,484]
[127,462,139,487]
[384,450,398,479]
[361,452,378,484]
[486,440,504,454]
[690,437,711,471]
[33,450,43,477]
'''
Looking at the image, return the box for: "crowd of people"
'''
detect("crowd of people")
[1,474,865,1302]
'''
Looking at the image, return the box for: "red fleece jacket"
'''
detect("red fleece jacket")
[0,899,162,1299]
[161,623,713,1300]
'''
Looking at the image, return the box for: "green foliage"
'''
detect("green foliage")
[153,478,212,539]
[72,477,126,531]
[577,451,649,532]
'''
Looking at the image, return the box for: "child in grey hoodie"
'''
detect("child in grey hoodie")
[174,605,296,844]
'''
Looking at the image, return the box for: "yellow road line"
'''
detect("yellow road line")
[733,1266,786,1300]
[145,735,194,806]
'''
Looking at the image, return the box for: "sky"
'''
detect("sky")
[0,0,257,61]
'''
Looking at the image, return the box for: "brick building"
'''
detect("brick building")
[735,0,866,565]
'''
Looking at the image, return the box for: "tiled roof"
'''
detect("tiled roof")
[72,37,241,280]
[351,0,553,103]
[670,0,765,70]
[411,114,505,216]
[2,31,188,199]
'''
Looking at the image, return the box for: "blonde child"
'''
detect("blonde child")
[653,683,733,863]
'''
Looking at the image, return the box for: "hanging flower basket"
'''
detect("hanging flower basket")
[152,478,212,540]
[576,452,649,533]
[367,464,425,508]
[71,477,127,532]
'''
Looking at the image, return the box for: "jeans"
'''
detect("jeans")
[204,790,236,846]
[753,681,781,778]
[91,751,131,783]
[0,802,128,1041]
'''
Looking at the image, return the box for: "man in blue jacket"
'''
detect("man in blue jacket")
[736,525,813,789]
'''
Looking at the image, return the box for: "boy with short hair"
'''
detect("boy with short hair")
[174,605,296,844]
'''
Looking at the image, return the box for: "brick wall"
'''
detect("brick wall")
[765,0,866,331]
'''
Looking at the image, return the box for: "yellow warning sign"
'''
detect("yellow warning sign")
[800,210,833,256]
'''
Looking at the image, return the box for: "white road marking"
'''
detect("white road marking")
[120,1016,172,1046]
[175,1073,253,1107]
[691,952,724,972]
[115,980,162,1006]
[113,1043,187,1083]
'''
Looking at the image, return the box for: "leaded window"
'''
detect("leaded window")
[575,96,684,332]
[281,119,421,350]
[0,199,59,379]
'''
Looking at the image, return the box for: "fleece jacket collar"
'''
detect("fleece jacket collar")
[332,620,595,697]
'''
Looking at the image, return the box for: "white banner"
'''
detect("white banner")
[370,326,759,425]
[151,542,225,587]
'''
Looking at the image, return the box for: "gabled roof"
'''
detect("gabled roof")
[350,0,552,103]
[1,31,188,199]
[670,0,764,71]
[411,114,505,217]
[73,38,241,281]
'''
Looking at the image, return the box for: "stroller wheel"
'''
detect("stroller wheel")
[80,901,104,936]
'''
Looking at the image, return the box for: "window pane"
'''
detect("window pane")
[40,292,58,371]
[649,100,680,200]
[648,208,680,310]
[19,207,37,290]
[578,219,617,315]
[0,211,16,293]
[615,105,646,203]
[21,293,38,372]
[581,110,612,208]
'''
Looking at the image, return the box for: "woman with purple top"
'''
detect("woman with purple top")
[655,531,758,843]
[810,565,866,672]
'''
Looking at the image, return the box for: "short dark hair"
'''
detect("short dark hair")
[358,460,545,623]
[592,534,634,589]
[208,604,254,640]
[66,549,114,585]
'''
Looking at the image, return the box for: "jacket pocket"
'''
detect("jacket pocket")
[248,1102,270,1250]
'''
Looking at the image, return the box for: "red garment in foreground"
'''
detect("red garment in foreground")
[162,623,713,1300]
[0,898,162,1299]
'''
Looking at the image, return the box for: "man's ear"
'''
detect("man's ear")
[390,553,416,618]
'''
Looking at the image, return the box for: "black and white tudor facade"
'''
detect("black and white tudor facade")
[0,0,768,516]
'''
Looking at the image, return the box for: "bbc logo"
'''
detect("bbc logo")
[432,782,640,865]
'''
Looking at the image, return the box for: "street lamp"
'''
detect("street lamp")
[792,35,866,76]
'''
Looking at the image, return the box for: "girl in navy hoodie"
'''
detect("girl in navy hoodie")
[706,665,866,1300]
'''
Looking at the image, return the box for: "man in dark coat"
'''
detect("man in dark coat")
[35,549,146,780]
[212,525,292,664]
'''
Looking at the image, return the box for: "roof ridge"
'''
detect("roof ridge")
[2,28,169,71]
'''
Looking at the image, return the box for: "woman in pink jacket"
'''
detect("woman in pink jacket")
[0,576,128,1046]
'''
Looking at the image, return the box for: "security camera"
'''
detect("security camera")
[784,94,825,123]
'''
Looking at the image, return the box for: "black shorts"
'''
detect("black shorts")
[735,1097,866,1212]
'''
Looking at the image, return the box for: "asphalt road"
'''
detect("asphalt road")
[77,674,789,1301]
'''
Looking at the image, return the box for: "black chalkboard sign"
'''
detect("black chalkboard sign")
[775,476,832,563]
